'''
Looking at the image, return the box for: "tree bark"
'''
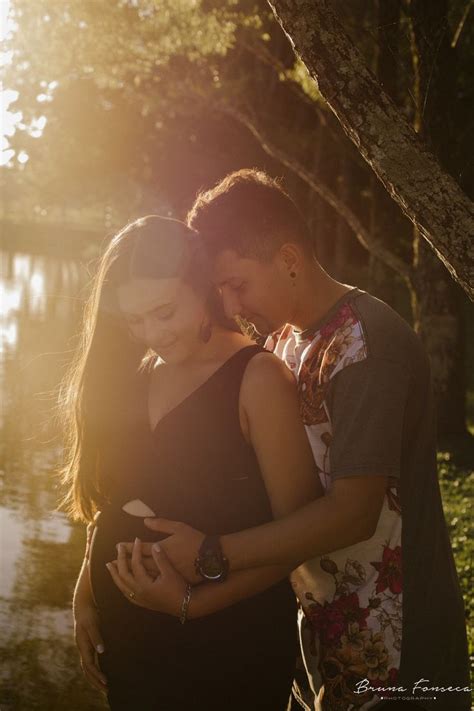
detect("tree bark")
[407,0,468,437]
[368,0,404,305]
[267,0,474,299]
[412,239,467,436]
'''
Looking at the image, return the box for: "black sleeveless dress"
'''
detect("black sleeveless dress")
[89,345,298,710]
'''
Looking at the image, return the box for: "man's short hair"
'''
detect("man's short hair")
[187,168,313,261]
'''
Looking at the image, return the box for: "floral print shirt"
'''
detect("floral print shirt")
[267,287,470,711]
[267,289,403,710]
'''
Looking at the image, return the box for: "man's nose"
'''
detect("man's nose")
[221,289,242,320]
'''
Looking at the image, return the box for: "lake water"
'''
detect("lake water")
[0,249,107,709]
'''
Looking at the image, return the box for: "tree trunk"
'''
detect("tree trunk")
[267,0,474,299]
[368,0,404,306]
[408,0,468,438]
[412,238,467,436]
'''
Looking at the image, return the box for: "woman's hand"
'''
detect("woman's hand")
[106,538,187,616]
[73,600,107,693]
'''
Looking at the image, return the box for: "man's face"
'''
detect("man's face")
[213,249,294,336]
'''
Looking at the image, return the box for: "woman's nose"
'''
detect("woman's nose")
[143,315,165,345]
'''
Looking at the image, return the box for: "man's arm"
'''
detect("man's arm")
[223,355,407,569]
[188,564,294,618]
[190,473,387,615]
[221,474,388,570]
[144,473,387,577]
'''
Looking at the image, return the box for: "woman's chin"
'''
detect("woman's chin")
[153,344,179,362]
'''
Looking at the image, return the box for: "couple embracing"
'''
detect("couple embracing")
[64,170,470,711]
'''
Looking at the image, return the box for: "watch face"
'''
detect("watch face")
[203,552,223,579]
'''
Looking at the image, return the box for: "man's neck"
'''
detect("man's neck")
[290,266,354,332]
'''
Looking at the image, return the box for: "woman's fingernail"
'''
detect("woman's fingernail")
[105,563,111,570]
[153,543,160,553]
[135,537,140,544]
[96,644,104,653]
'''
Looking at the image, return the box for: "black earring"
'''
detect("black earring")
[290,271,296,279]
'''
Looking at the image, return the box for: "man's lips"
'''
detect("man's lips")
[244,315,265,326]
[242,315,271,335]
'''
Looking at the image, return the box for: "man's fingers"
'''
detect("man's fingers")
[118,541,154,556]
[144,517,181,534]
[131,538,148,582]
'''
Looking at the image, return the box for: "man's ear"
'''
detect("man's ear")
[277,243,303,276]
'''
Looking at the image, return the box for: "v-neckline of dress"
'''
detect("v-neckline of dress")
[146,344,259,436]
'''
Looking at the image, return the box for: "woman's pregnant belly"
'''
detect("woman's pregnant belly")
[89,504,298,660]
[89,507,168,618]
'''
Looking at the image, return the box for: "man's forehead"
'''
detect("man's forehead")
[212,250,253,284]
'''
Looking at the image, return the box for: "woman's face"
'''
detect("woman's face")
[116,277,208,363]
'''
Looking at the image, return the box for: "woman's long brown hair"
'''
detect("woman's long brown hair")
[58,216,235,523]
[57,224,148,522]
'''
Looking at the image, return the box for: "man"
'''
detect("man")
[142,170,470,710]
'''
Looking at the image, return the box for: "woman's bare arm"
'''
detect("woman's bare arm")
[73,529,107,692]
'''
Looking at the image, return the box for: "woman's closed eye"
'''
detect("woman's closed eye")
[125,306,175,326]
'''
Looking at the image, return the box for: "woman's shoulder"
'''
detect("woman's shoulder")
[239,349,302,446]
[242,349,297,397]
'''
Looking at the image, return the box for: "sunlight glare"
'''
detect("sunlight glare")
[0,0,13,42]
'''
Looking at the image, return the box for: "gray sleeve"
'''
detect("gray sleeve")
[327,357,410,480]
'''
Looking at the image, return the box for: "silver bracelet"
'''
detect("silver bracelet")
[180,583,193,625]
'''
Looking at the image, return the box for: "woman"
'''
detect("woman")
[62,215,321,710]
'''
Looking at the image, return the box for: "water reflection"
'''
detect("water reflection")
[0,248,107,709]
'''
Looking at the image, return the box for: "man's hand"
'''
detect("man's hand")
[73,602,107,693]
[145,519,206,583]
[118,519,206,584]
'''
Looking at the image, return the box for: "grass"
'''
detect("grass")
[437,446,473,668]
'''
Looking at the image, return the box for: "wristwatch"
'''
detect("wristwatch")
[194,535,229,582]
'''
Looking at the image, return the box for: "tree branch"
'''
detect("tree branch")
[268,0,474,299]
[216,101,412,282]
